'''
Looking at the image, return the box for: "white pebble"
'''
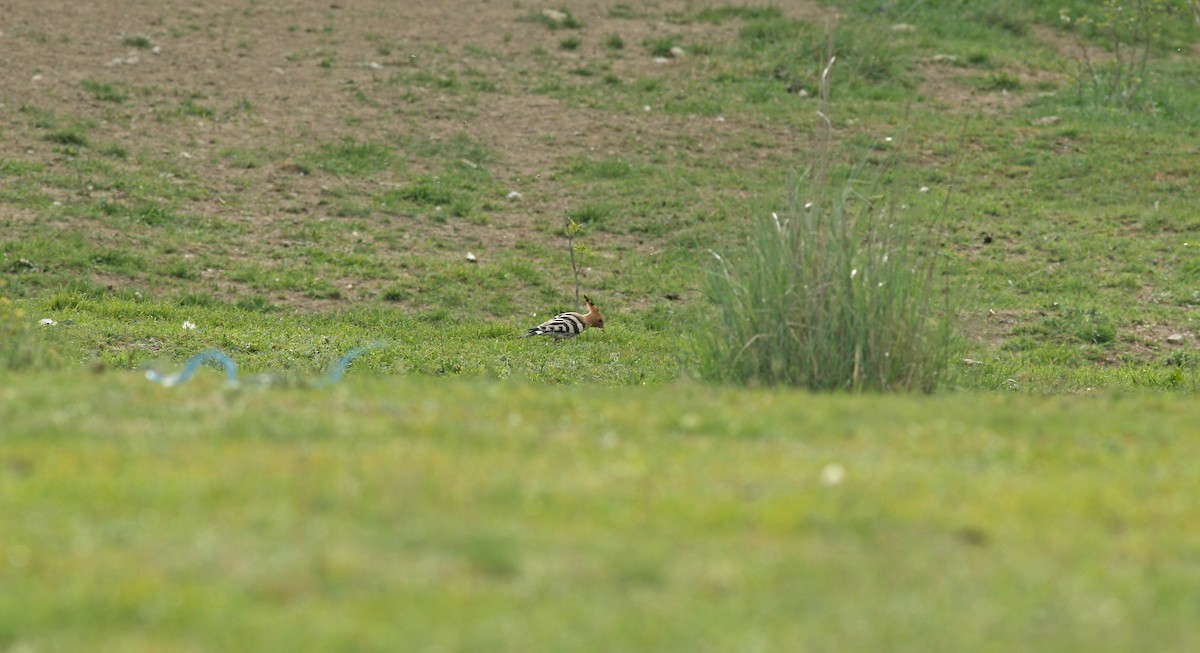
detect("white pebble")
[820,463,846,486]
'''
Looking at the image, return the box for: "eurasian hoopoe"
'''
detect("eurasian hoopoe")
[520,295,605,339]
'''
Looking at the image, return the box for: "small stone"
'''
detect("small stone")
[1167,333,1186,344]
[652,56,671,64]
[38,318,57,326]
[367,61,383,69]
[919,186,930,193]
[820,463,845,487]
[716,116,725,122]
[669,46,685,58]
[541,8,567,23]
[891,23,917,32]
[930,54,957,65]
[466,252,477,263]
[1032,115,1062,126]
[961,358,982,366]
[506,191,522,200]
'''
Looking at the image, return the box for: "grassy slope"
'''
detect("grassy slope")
[4,373,1200,652]
[3,1,1200,650]
[3,0,1199,385]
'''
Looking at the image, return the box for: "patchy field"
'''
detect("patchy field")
[3,0,1199,380]
[3,1,1200,650]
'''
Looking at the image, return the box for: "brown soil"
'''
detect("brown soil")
[1,0,841,309]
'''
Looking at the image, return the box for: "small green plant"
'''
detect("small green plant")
[399,178,454,206]
[559,36,582,51]
[567,202,611,225]
[82,80,128,103]
[604,33,625,50]
[978,72,1023,92]
[644,35,682,57]
[98,143,129,159]
[131,202,177,226]
[564,215,590,307]
[177,98,217,120]
[1059,0,1187,109]
[44,128,88,147]
[309,140,394,176]
[122,35,154,49]
[526,8,583,30]
[568,156,632,179]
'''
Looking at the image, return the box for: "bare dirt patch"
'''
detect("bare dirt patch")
[1,0,829,308]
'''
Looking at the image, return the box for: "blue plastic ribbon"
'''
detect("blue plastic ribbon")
[317,342,386,386]
[145,349,238,387]
[146,344,384,387]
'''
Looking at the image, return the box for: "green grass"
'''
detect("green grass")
[81,80,129,103]
[700,156,953,391]
[2,1,1200,647]
[121,34,154,49]
[4,375,1200,651]
[524,7,583,30]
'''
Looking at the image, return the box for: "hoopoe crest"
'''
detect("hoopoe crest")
[520,295,605,339]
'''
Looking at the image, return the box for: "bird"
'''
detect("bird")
[520,295,605,339]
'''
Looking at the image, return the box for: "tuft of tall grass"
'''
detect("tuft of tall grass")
[699,153,953,392]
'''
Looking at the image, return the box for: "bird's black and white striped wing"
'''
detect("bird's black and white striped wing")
[523,312,586,338]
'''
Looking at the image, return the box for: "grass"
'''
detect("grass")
[525,7,583,30]
[700,156,953,391]
[81,80,129,103]
[4,375,1200,651]
[121,34,154,49]
[2,0,1200,648]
